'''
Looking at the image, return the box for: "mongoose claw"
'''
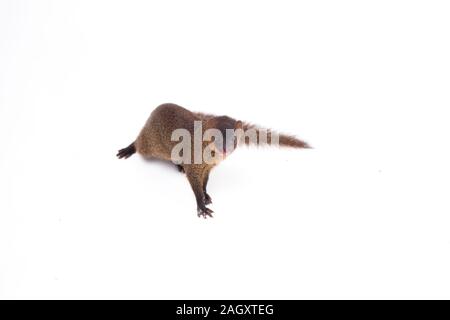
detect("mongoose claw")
[197,207,214,219]
[204,193,212,205]
[176,165,185,173]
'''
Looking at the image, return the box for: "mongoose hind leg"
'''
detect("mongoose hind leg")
[117,142,136,159]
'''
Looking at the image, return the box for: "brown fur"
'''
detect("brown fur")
[241,122,311,148]
[117,103,310,218]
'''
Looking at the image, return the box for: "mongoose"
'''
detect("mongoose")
[117,103,310,218]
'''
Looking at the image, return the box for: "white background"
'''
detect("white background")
[1,0,449,299]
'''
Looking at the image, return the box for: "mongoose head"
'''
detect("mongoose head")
[205,116,243,158]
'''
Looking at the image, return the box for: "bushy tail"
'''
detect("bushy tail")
[278,134,311,148]
[117,142,136,159]
[241,122,311,149]
[193,112,311,149]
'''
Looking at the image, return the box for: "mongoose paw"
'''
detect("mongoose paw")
[197,206,214,219]
[116,143,136,159]
[117,148,132,159]
[176,165,185,173]
[204,193,212,205]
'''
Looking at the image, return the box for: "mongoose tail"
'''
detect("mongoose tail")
[241,122,312,149]
[278,134,311,149]
[117,142,136,159]
[193,113,312,149]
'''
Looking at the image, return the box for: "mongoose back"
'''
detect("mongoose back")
[117,103,310,218]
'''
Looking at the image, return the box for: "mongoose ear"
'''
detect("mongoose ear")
[235,120,243,130]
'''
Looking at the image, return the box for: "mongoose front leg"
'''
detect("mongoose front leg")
[203,169,212,205]
[185,166,213,218]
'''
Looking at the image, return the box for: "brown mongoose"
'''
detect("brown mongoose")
[117,103,310,218]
